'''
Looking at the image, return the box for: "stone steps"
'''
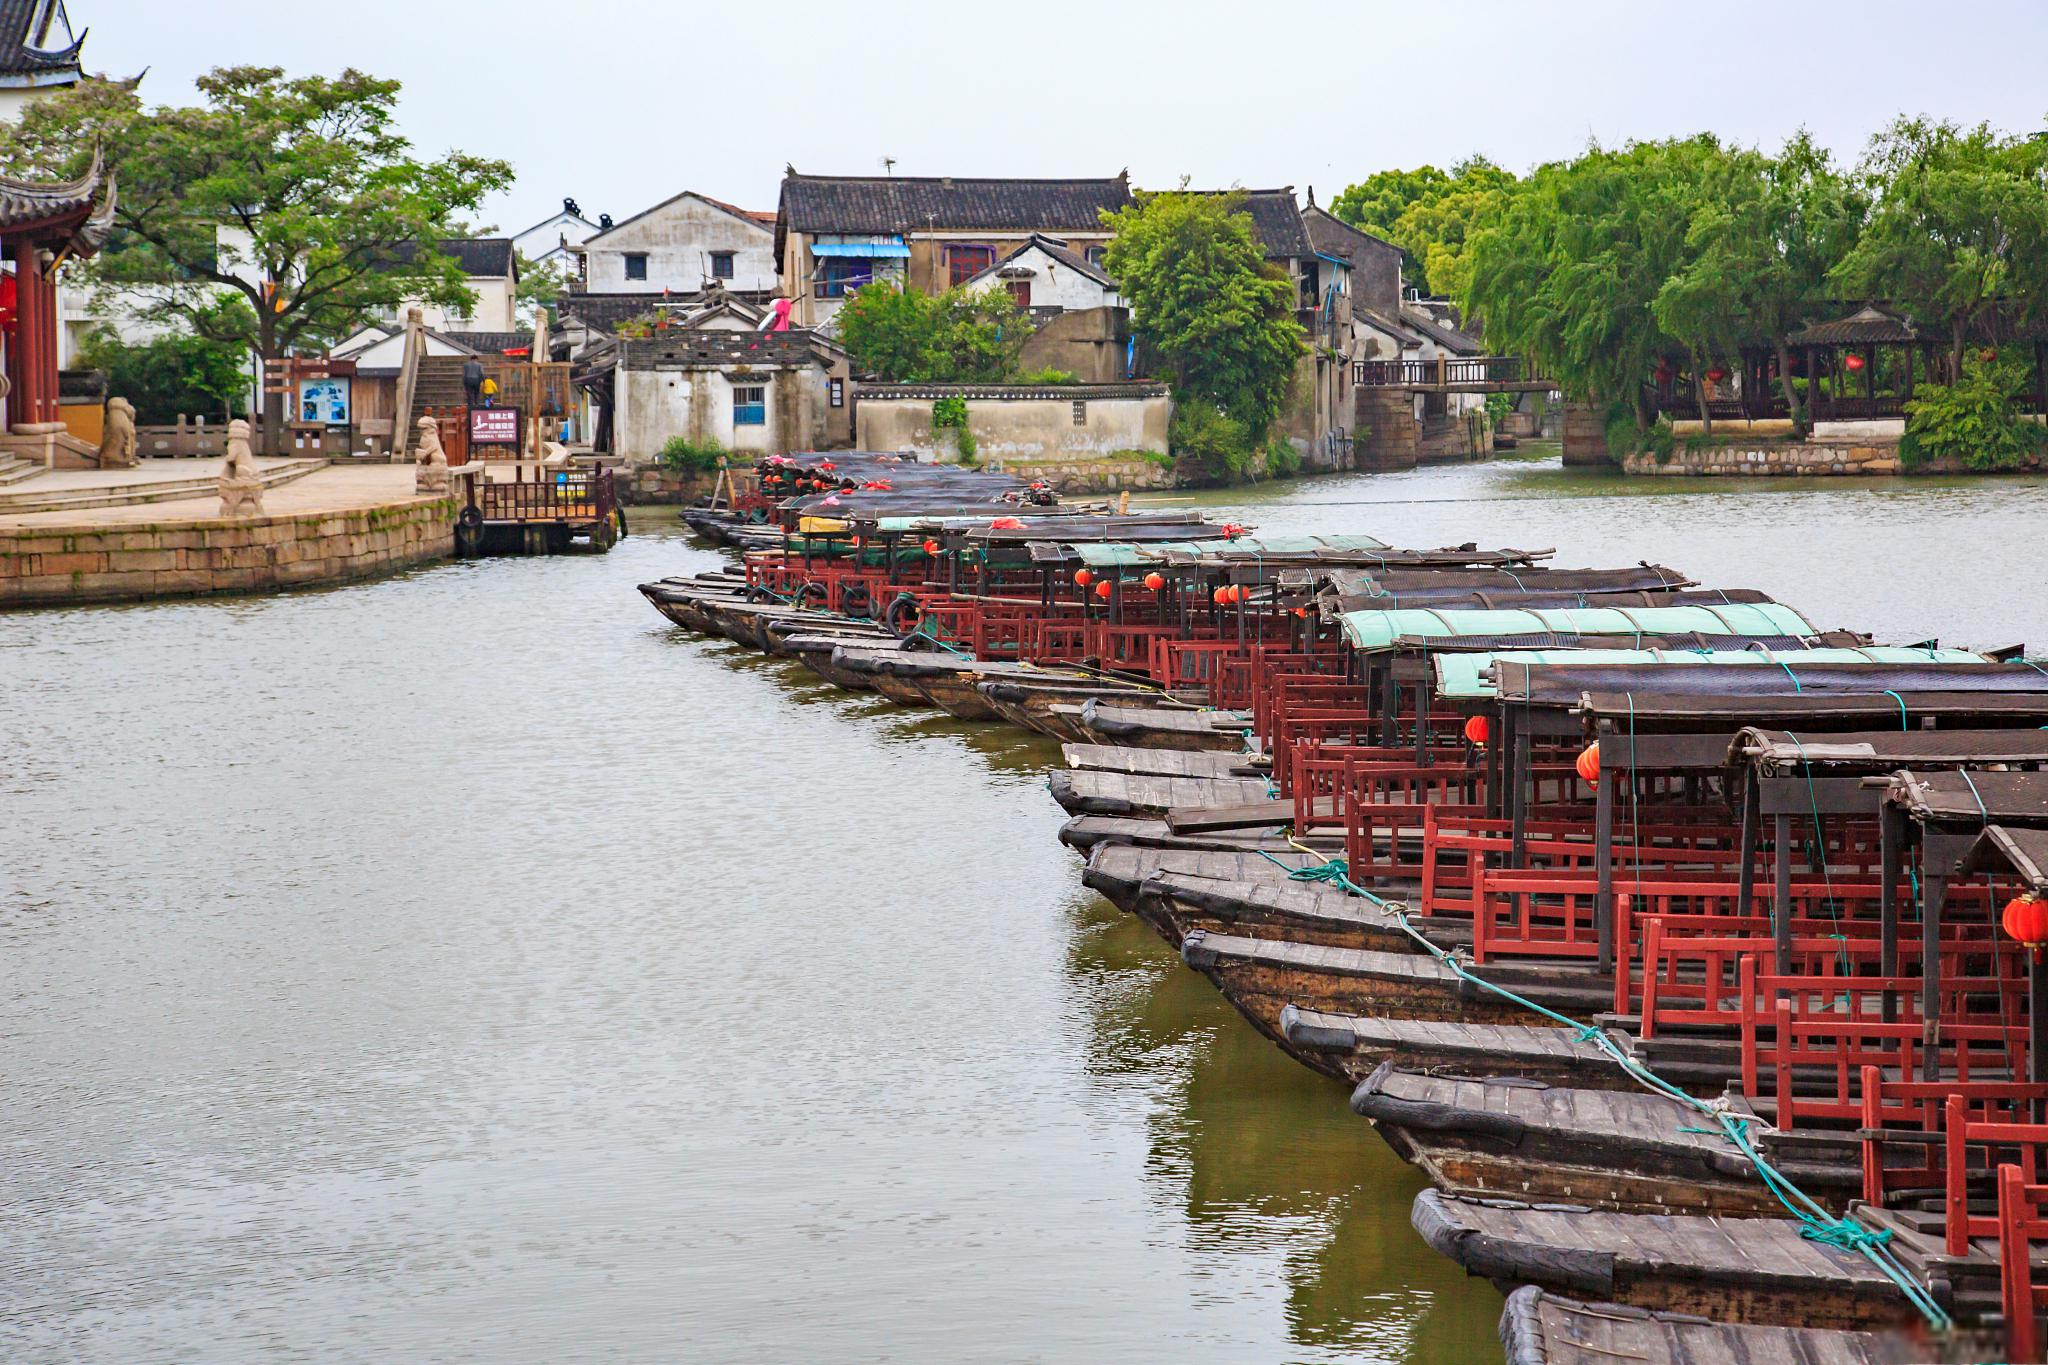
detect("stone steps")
[0,456,42,486]
[0,459,329,515]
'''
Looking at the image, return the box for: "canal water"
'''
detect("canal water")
[7,453,2048,1364]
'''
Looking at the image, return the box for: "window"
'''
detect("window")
[1007,281,1031,309]
[1072,399,1087,426]
[828,378,844,409]
[816,257,872,298]
[946,243,996,288]
[624,253,648,281]
[710,251,734,280]
[733,385,766,426]
[1084,246,1106,267]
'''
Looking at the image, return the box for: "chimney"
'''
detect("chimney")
[599,213,613,231]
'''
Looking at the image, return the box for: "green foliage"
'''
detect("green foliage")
[1167,397,1261,484]
[1483,392,1517,427]
[1102,190,1302,443]
[836,282,1033,382]
[1331,157,1518,296]
[74,317,250,425]
[1833,118,2048,372]
[1902,352,2046,471]
[659,435,729,472]
[516,252,571,319]
[0,70,513,354]
[930,396,975,462]
[1260,436,1302,479]
[1019,367,1078,385]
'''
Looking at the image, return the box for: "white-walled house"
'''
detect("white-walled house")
[962,235,1120,312]
[213,228,521,335]
[512,198,600,274]
[0,0,84,125]
[575,191,777,295]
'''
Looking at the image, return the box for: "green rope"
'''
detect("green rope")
[1263,837,1953,1331]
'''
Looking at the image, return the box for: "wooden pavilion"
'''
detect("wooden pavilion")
[0,150,113,464]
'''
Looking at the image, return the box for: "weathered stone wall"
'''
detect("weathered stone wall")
[1618,440,1901,477]
[1354,388,1419,471]
[855,384,1170,462]
[1418,411,1492,463]
[620,464,712,505]
[1015,307,1130,384]
[1561,403,1612,467]
[0,496,456,607]
[996,455,1175,494]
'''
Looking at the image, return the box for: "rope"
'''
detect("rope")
[1958,769,1990,822]
[1784,731,1853,978]
[1770,653,1804,693]
[1883,690,1909,731]
[1261,833,1952,1331]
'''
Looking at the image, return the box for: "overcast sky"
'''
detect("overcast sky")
[78,0,2048,236]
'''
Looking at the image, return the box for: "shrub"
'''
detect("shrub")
[930,395,975,462]
[659,435,729,472]
[1261,436,1302,479]
[838,282,1034,382]
[1903,352,2046,472]
[1168,397,1259,484]
[73,324,248,426]
[1019,367,1078,385]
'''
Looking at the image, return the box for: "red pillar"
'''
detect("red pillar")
[7,238,58,431]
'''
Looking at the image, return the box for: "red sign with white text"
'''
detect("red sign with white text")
[469,406,522,446]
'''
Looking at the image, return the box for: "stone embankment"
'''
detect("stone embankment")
[1619,441,1903,477]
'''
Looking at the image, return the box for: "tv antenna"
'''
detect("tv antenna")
[879,156,896,176]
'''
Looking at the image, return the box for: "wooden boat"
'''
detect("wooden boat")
[875,656,1109,722]
[979,679,1174,740]
[1496,1287,1931,1365]
[1073,699,1252,752]
[1120,863,1453,954]
[1047,769,1272,818]
[784,633,888,691]
[1058,743,1260,780]
[1412,1191,1914,1330]
[1057,814,1343,858]
[828,645,933,706]
[1278,1009,1631,1088]
[1080,844,1322,916]
[1350,1065,1836,1216]
[1178,930,1610,1049]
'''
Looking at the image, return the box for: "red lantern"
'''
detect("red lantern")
[1212,585,1230,606]
[1143,571,1166,591]
[1706,367,1727,383]
[1074,569,1093,588]
[1293,607,1307,619]
[988,516,1025,530]
[1094,579,1113,599]
[922,539,940,555]
[1575,743,1601,784]
[1843,353,1867,372]
[1464,715,1491,746]
[2003,894,2048,955]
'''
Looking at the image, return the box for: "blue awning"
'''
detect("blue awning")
[810,239,910,259]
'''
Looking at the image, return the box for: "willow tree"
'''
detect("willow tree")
[1330,157,1516,296]
[1834,117,2048,378]
[1652,134,1864,428]
[1465,139,1721,430]
[0,68,513,448]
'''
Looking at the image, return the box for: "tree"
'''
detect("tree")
[835,282,1031,382]
[1331,157,1517,296]
[74,303,253,425]
[1466,140,1722,430]
[0,68,514,449]
[516,252,571,322]
[1102,190,1302,441]
[1833,117,2048,378]
[1652,134,1864,427]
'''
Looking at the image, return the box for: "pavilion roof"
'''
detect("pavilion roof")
[1961,824,2048,892]
[1786,303,1920,347]
[1886,769,2048,829]
[1730,726,2048,775]
[0,148,114,253]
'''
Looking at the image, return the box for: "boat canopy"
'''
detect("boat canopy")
[1339,603,1816,651]
[1065,534,1392,567]
[1435,646,1989,699]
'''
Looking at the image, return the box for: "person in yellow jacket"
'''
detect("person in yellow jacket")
[480,376,499,408]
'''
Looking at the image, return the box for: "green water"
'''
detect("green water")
[7,453,2044,1362]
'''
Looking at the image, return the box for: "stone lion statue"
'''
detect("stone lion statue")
[414,415,450,493]
[217,419,265,517]
[98,396,138,468]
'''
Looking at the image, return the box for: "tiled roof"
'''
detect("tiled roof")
[1786,304,1920,347]
[555,289,775,335]
[1181,189,1313,261]
[583,190,776,246]
[1355,306,1429,350]
[1400,304,1484,356]
[779,173,1133,237]
[0,0,84,76]
[390,238,516,277]
[442,330,534,355]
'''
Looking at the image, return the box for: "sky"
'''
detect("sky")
[72,0,2048,236]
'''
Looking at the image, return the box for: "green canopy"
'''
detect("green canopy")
[1338,603,1816,650]
[1435,646,1989,699]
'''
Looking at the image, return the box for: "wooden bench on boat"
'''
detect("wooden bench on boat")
[1496,1285,1930,1365]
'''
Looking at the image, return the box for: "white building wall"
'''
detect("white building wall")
[582,194,777,295]
[967,245,1120,311]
